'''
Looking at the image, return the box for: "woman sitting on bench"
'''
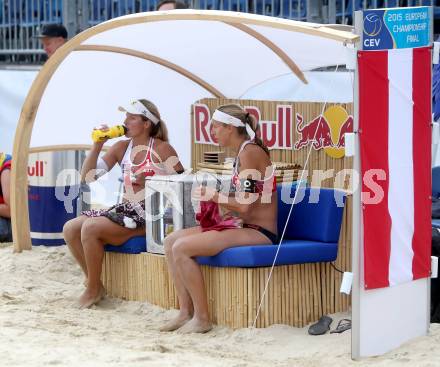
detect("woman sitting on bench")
[63,99,184,309]
[162,104,277,333]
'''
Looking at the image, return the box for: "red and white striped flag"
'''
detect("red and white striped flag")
[359,47,432,290]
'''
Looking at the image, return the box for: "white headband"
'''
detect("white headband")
[118,100,160,125]
[211,110,256,140]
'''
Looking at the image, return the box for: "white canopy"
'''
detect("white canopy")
[242,71,354,102]
[28,10,358,166]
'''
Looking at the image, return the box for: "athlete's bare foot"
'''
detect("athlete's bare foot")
[83,278,105,290]
[160,313,192,332]
[78,285,105,309]
[177,317,213,334]
[83,279,105,291]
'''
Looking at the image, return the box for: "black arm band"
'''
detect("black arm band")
[240,178,258,193]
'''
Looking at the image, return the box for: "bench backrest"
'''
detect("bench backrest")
[277,183,346,243]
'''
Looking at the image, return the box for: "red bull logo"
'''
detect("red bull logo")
[294,106,353,159]
[193,103,292,149]
[28,160,45,177]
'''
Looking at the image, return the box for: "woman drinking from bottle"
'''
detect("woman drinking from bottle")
[63,99,184,309]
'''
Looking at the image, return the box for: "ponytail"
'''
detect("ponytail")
[244,110,269,156]
[138,99,169,142]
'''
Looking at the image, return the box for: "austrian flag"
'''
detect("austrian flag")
[359,47,432,290]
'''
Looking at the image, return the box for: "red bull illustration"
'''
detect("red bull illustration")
[294,106,353,159]
[336,116,354,148]
[294,114,332,150]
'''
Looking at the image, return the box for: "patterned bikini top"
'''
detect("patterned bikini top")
[121,138,167,186]
[230,141,276,194]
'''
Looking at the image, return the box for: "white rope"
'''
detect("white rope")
[251,64,342,329]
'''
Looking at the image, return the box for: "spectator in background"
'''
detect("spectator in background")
[36,24,68,58]
[156,0,189,10]
[0,153,12,242]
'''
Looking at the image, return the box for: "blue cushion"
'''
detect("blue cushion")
[197,184,345,268]
[104,235,146,254]
[197,240,338,268]
[278,185,346,243]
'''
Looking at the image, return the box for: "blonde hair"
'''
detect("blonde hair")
[139,99,169,142]
[216,104,269,155]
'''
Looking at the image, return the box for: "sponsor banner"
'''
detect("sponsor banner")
[193,103,292,149]
[28,185,78,231]
[193,102,353,159]
[28,151,81,187]
[29,184,79,246]
[362,6,430,50]
[27,150,83,246]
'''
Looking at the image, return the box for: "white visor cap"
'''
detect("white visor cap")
[211,110,255,140]
[118,100,160,125]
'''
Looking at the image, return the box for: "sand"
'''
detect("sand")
[1,242,440,367]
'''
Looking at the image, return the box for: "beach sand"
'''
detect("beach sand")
[1,242,440,367]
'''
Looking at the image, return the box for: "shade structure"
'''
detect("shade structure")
[241,71,354,102]
[12,9,358,251]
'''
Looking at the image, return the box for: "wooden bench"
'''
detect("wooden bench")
[102,185,352,328]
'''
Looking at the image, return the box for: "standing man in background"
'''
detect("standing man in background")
[36,24,68,58]
[0,153,12,242]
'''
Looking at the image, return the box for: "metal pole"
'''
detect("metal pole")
[307,0,322,23]
[78,0,90,33]
[328,0,336,23]
[62,0,76,39]
[351,9,363,361]
[428,4,434,335]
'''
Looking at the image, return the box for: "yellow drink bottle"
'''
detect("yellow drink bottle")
[92,125,127,142]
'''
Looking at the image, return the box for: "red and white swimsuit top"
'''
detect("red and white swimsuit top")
[231,140,277,194]
[121,138,167,187]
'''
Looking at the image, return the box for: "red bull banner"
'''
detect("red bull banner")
[193,102,353,159]
[193,103,292,149]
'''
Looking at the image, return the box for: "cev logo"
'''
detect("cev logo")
[364,13,383,37]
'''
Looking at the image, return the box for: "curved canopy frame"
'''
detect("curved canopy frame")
[11,10,359,252]
[75,44,227,98]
